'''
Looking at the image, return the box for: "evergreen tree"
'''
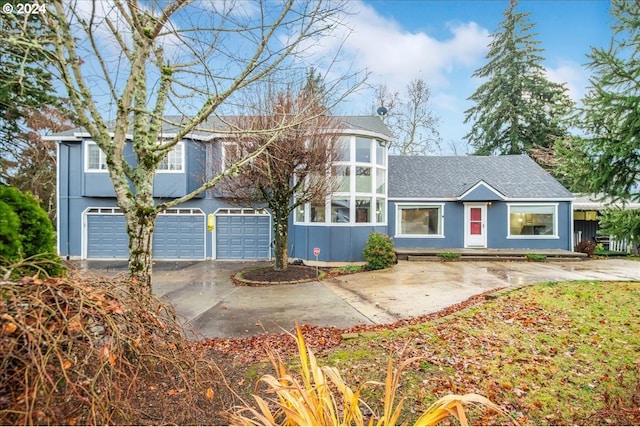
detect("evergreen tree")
[0,7,59,154]
[555,0,640,251]
[464,0,573,156]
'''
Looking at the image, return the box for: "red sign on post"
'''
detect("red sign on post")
[313,247,320,257]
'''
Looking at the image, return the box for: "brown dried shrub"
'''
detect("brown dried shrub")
[0,273,224,425]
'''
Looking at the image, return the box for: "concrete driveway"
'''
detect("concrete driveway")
[80,259,640,338]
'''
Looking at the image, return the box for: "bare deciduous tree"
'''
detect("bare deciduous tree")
[220,77,340,271]
[374,78,441,155]
[5,0,360,291]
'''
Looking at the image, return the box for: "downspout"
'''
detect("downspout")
[569,200,574,251]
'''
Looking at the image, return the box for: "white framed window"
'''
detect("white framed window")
[222,141,240,170]
[157,142,184,172]
[376,142,386,166]
[508,204,558,238]
[85,141,108,172]
[396,204,444,238]
[355,137,371,163]
[331,196,350,223]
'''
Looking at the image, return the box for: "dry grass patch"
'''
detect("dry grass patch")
[226,326,513,426]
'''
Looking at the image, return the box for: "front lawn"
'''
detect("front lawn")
[310,281,640,425]
[218,280,640,425]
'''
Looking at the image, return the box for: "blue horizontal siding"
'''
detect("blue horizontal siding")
[290,225,387,262]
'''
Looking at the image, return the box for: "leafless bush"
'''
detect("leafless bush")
[0,274,222,425]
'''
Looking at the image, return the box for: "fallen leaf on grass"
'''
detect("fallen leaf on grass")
[2,322,18,335]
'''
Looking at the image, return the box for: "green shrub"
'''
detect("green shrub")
[575,239,596,257]
[0,186,56,256]
[362,232,395,270]
[0,200,22,262]
[526,253,547,261]
[0,186,63,276]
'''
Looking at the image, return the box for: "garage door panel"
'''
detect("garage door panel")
[216,214,270,260]
[86,215,129,259]
[87,212,204,260]
[155,215,205,259]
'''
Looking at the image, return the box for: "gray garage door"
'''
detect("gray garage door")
[85,208,205,260]
[154,210,205,259]
[86,211,129,259]
[216,209,270,260]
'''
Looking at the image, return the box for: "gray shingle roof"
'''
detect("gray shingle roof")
[338,116,394,139]
[48,115,394,140]
[388,155,573,199]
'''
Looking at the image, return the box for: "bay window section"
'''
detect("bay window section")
[355,167,371,192]
[376,168,386,194]
[294,134,387,226]
[356,137,371,163]
[376,142,386,166]
[332,165,350,192]
[310,200,326,223]
[397,205,443,236]
[331,197,350,223]
[355,197,371,223]
[509,205,557,237]
[335,137,350,162]
[376,199,385,222]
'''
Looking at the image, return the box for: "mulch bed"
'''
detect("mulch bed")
[236,265,320,285]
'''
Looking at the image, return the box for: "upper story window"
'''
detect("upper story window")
[376,142,385,166]
[157,142,184,172]
[355,137,371,163]
[222,142,240,169]
[85,142,108,172]
[84,140,184,173]
[335,137,350,162]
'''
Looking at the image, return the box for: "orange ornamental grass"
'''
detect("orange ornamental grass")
[226,326,516,426]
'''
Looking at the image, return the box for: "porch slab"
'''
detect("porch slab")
[396,247,587,261]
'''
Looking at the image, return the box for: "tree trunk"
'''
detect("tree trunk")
[126,210,156,293]
[273,216,288,271]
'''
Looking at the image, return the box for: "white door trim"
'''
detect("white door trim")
[464,203,487,248]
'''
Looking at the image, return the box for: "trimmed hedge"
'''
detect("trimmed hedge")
[0,186,63,276]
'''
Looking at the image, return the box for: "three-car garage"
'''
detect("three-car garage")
[83,207,271,260]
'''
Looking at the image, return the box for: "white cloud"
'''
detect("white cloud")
[432,92,459,113]
[331,1,490,92]
[545,61,591,102]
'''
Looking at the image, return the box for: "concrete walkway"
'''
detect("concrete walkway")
[80,258,640,338]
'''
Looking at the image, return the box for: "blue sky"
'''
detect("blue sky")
[323,0,613,154]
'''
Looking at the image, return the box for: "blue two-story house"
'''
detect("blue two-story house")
[50,116,574,262]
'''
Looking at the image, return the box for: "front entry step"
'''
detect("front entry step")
[397,248,587,262]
